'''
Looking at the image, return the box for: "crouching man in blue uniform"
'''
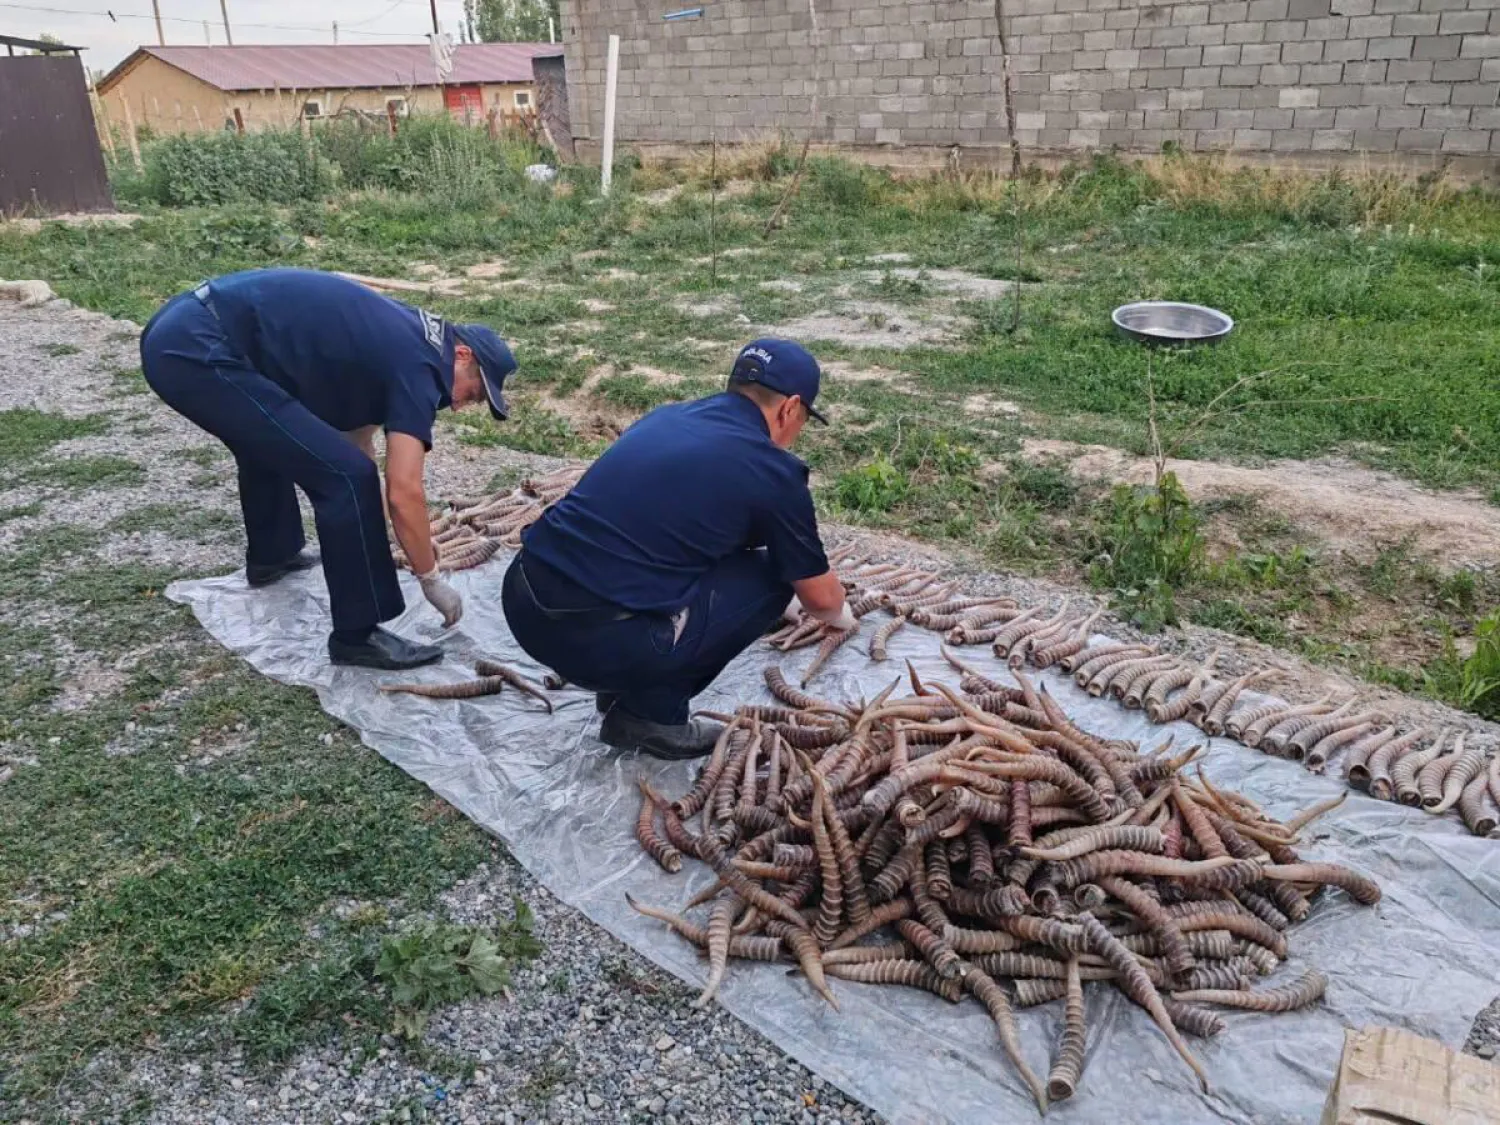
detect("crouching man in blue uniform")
[502,339,853,759]
[140,268,517,670]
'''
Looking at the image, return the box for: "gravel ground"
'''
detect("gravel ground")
[3,289,1495,1124]
[112,861,880,1125]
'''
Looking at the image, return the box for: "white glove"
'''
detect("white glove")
[782,594,804,624]
[415,566,463,628]
[809,601,858,632]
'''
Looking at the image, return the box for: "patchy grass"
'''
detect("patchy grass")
[3,157,1500,1120]
[42,455,148,490]
[0,502,40,524]
[0,409,109,461]
[108,502,238,538]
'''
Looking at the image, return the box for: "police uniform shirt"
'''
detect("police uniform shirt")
[204,268,454,449]
[522,392,830,613]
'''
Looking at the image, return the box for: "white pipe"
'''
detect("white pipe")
[548,16,556,43]
[600,33,620,196]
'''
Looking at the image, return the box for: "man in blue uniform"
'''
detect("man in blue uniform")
[140,268,517,670]
[502,339,851,759]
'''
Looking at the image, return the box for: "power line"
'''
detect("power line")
[0,0,430,36]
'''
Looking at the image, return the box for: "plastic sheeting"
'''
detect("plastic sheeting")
[167,554,1500,1125]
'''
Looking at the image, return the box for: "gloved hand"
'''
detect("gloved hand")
[415,566,463,628]
[826,602,858,633]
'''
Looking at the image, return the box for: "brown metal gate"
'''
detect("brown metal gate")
[0,53,114,215]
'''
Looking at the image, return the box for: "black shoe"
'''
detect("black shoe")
[596,692,619,714]
[328,626,443,671]
[247,550,320,588]
[598,709,721,760]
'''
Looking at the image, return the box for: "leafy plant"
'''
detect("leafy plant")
[836,457,909,513]
[1088,471,1204,629]
[375,900,540,1038]
[1424,609,1500,719]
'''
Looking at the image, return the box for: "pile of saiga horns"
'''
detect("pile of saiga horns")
[393,462,589,573]
[631,662,1377,1110]
[770,545,1500,840]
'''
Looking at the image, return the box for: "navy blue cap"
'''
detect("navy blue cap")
[453,323,516,421]
[729,338,827,424]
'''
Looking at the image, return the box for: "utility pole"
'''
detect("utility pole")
[332,20,339,43]
[219,0,233,45]
[151,0,165,45]
[429,0,439,34]
[202,19,210,44]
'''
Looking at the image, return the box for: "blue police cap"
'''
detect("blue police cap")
[453,323,516,421]
[729,338,827,424]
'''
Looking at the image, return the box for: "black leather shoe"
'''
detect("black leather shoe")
[598,710,721,760]
[596,692,619,714]
[247,550,320,588]
[328,626,443,671]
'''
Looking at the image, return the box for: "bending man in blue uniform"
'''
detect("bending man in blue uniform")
[503,339,852,759]
[140,268,516,670]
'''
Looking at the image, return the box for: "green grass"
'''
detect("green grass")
[4,150,1500,1109]
[0,409,109,461]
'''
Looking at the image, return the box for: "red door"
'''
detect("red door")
[444,85,483,123]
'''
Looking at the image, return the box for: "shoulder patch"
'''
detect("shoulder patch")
[418,308,446,354]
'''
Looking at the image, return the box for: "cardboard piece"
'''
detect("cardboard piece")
[1321,1026,1500,1125]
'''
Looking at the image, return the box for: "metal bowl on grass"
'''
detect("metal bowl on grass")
[1112,301,1234,347]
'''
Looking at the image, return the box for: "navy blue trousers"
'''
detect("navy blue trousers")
[502,551,792,725]
[140,292,404,633]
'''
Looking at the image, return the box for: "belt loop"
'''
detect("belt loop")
[192,282,219,322]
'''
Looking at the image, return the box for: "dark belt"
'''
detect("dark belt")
[514,557,638,625]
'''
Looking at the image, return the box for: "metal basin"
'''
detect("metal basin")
[1112,301,1234,347]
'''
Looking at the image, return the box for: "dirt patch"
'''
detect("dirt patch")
[463,259,510,279]
[6,212,142,235]
[1025,439,1500,564]
[861,268,1022,301]
[543,391,635,443]
[579,363,683,394]
[963,394,1022,417]
[675,295,739,319]
[690,247,760,266]
[866,252,912,264]
[600,267,642,282]
[51,663,127,713]
[774,301,966,350]
[641,184,685,206]
[759,279,804,293]
[336,271,465,297]
[550,319,606,337]
[580,298,615,313]
[410,263,443,278]
[821,360,907,386]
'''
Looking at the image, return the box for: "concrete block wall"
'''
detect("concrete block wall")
[559,0,1500,166]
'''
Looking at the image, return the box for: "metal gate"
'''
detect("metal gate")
[0,52,114,215]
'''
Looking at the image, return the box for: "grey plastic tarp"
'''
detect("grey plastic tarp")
[167,553,1500,1125]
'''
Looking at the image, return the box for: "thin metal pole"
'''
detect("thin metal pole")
[151,0,165,45]
[220,0,233,45]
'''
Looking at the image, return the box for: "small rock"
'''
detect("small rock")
[587,1093,604,1110]
[478,1047,494,1063]
[654,1034,676,1052]
[1479,1043,1496,1059]
[648,1096,667,1115]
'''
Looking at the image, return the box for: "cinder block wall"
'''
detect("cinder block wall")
[559,0,1500,170]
